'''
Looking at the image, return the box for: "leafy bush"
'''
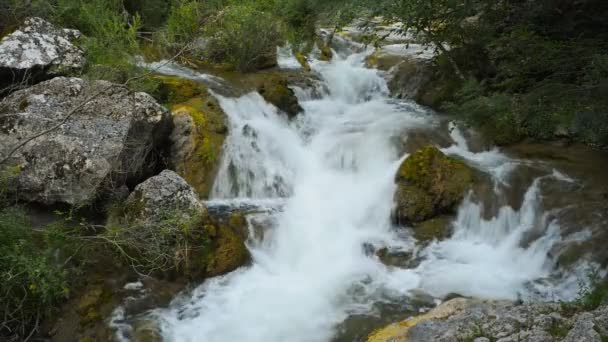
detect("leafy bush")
[0,207,69,341]
[203,4,283,71]
[105,207,209,277]
[165,0,203,44]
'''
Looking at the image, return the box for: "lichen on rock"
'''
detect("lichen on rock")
[165,81,228,198]
[0,17,85,92]
[257,75,303,118]
[394,146,473,224]
[0,77,171,206]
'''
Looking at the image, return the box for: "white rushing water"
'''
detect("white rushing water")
[152,49,579,342]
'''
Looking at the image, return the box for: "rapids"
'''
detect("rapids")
[133,46,599,342]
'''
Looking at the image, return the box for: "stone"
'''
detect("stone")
[168,95,227,198]
[257,75,303,118]
[0,17,85,92]
[368,298,608,342]
[0,77,171,206]
[122,170,205,224]
[393,146,473,224]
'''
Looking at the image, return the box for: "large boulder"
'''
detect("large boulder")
[0,18,85,93]
[393,146,473,224]
[158,76,229,198]
[108,170,249,279]
[0,77,171,206]
[368,298,608,342]
[257,75,303,118]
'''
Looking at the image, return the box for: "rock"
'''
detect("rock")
[0,77,171,206]
[257,75,303,118]
[169,95,227,198]
[109,171,249,279]
[387,57,433,100]
[204,212,250,277]
[121,170,205,224]
[0,18,85,93]
[295,52,312,72]
[368,298,608,342]
[412,216,452,242]
[132,319,163,342]
[393,146,473,224]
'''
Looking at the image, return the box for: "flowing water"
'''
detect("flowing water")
[133,46,603,342]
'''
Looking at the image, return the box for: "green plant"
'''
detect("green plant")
[203,4,283,71]
[0,207,69,341]
[105,207,210,277]
[165,0,203,44]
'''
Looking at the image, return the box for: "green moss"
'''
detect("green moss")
[257,75,302,118]
[413,217,451,242]
[394,146,473,223]
[205,224,249,277]
[171,96,227,198]
[295,51,311,72]
[156,75,204,105]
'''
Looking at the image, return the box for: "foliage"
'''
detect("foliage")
[0,207,69,341]
[203,4,283,71]
[165,0,203,44]
[106,206,209,277]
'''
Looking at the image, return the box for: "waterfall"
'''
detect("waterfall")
[148,50,578,342]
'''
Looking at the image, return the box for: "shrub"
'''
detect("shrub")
[105,208,209,277]
[203,4,283,71]
[0,207,69,341]
[165,0,203,44]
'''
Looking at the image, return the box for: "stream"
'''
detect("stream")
[130,41,607,342]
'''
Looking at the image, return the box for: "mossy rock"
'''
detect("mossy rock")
[257,75,303,118]
[317,39,333,62]
[205,223,249,277]
[295,52,311,72]
[394,146,473,224]
[170,95,228,198]
[412,216,452,242]
[155,75,205,105]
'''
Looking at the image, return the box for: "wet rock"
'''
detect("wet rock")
[0,18,85,92]
[387,57,433,100]
[204,212,250,277]
[368,298,608,342]
[132,319,163,342]
[257,75,303,118]
[162,77,228,198]
[0,77,171,206]
[393,146,473,224]
[165,80,228,198]
[412,216,452,242]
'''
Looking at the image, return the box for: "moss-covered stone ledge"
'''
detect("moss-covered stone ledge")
[393,146,473,225]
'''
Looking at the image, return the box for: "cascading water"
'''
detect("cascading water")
[147,49,584,342]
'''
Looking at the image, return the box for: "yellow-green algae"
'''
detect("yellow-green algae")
[394,146,473,223]
[367,298,472,342]
[156,75,228,198]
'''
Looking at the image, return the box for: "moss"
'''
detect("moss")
[295,51,311,72]
[171,96,227,198]
[76,284,108,327]
[317,39,333,61]
[257,75,302,118]
[394,146,473,224]
[155,75,205,105]
[413,217,451,242]
[205,224,249,277]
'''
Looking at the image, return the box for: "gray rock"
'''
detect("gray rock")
[0,77,171,206]
[374,298,608,342]
[123,170,204,225]
[0,18,85,90]
[563,312,601,342]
